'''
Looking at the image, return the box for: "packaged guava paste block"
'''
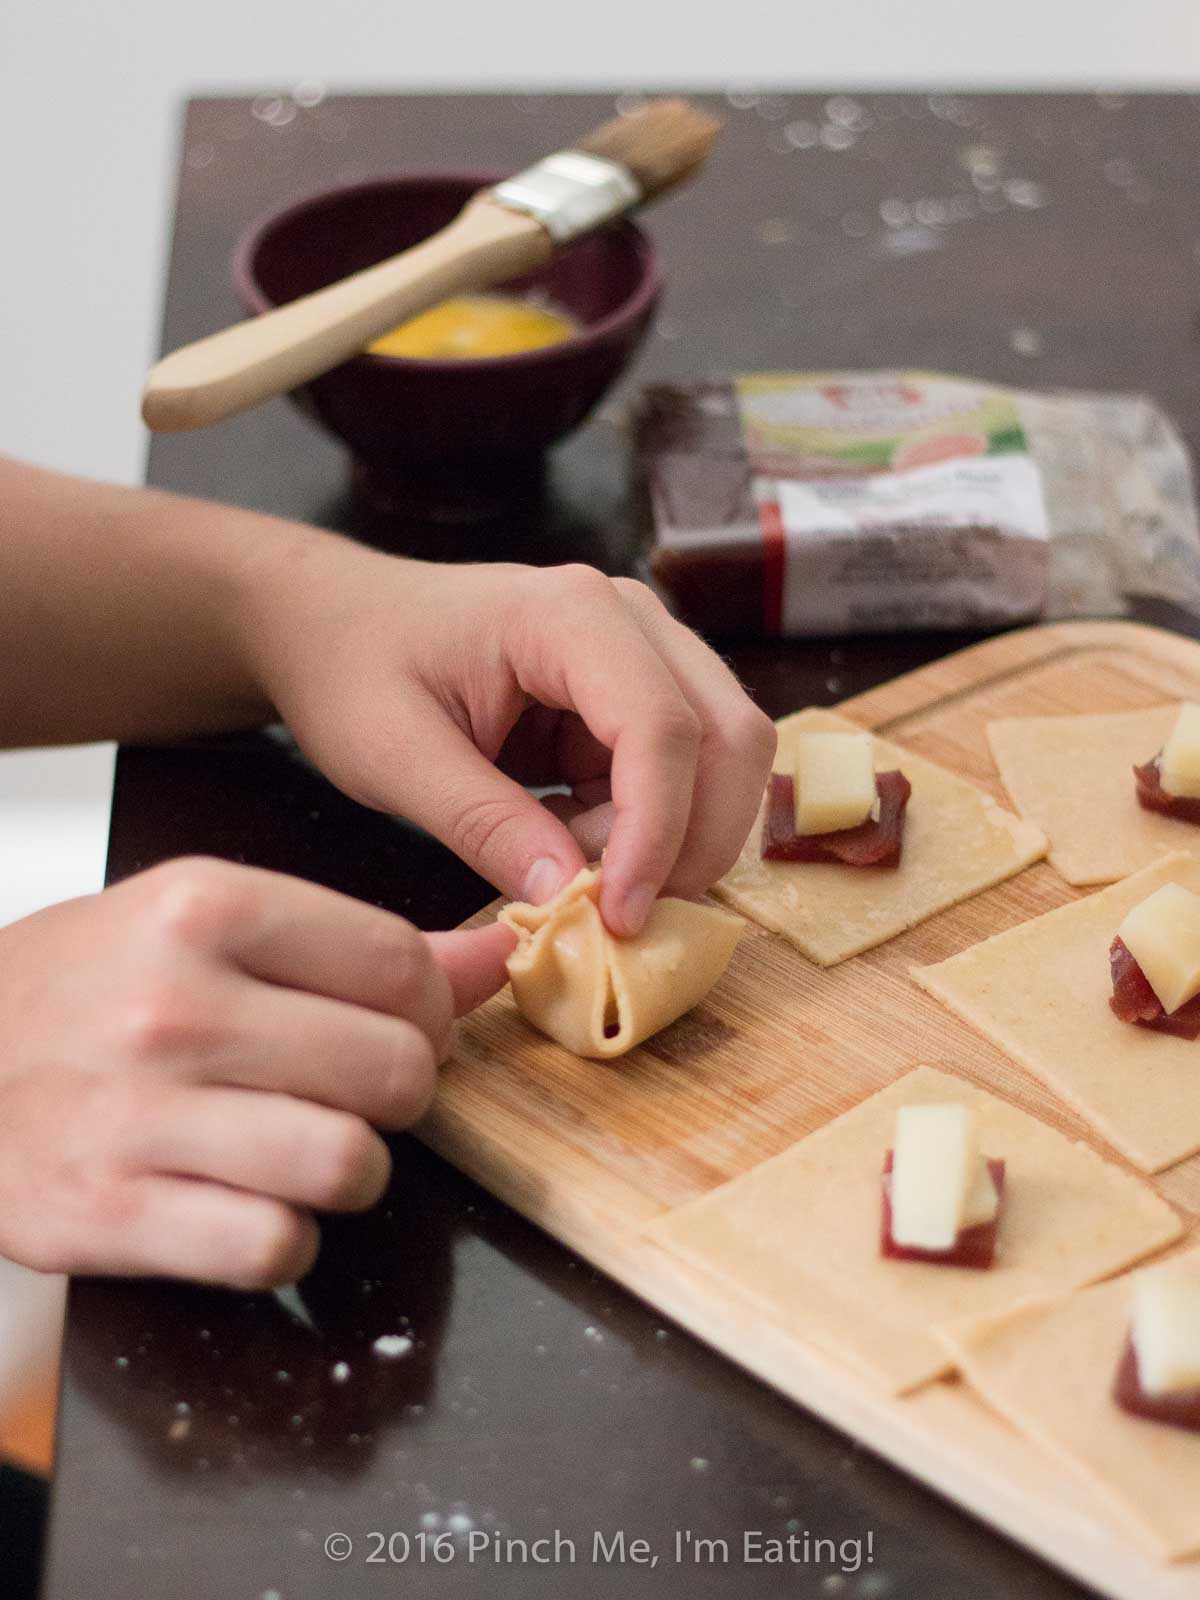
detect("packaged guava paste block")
[635,371,1200,638]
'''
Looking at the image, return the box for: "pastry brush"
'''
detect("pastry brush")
[141,99,721,433]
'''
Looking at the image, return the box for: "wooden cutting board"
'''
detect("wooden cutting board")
[420,620,1200,1600]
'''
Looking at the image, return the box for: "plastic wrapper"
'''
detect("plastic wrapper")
[635,370,1200,637]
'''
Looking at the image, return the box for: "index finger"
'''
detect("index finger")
[613,579,777,898]
[515,571,702,936]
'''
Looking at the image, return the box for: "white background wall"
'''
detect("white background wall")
[0,0,1198,1424]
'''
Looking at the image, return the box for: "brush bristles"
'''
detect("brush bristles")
[577,98,722,200]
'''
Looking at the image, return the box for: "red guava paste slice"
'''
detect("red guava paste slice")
[1134,758,1200,823]
[1112,1333,1200,1432]
[762,770,911,867]
[880,1152,1005,1269]
[1109,937,1200,1039]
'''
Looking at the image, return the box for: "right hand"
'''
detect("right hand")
[0,856,514,1289]
[241,552,778,937]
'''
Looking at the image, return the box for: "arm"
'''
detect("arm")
[0,452,776,931]
[0,453,277,746]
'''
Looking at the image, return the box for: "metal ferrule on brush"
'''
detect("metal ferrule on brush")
[491,151,642,243]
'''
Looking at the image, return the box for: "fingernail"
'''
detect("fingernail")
[523,858,564,905]
[622,882,656,934]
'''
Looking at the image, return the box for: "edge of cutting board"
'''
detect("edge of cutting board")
[835,619,1200,730]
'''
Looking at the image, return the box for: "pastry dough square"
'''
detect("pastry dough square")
[499,867,743,1059]
[714,710,1046,966]
[644,1066,1180,1394]
[914,853,1200,1173]
[936,1257,1200,1562]
[988,706,1199,887]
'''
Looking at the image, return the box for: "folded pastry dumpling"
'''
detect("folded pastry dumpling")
[499,867,743,1059]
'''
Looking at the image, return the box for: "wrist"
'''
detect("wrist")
[223,512,348,711]
[229,513,421,713]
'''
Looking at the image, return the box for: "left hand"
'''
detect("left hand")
[238,541,776,936]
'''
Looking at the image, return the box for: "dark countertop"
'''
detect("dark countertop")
[40,89,1200,1600]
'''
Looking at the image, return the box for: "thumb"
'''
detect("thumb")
[426,923,517,1015]
[401,711,586,905]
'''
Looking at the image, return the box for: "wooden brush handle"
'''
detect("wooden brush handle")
[141,197,552,433]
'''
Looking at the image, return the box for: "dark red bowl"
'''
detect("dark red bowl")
[232,172,660,498]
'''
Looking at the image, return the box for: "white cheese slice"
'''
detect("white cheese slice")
[890,1103,981,1251]
[1160,703,1200,799]
[794,731,876,835]
[1132,1259,1200,1395]
[1117,882,1200,1015]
